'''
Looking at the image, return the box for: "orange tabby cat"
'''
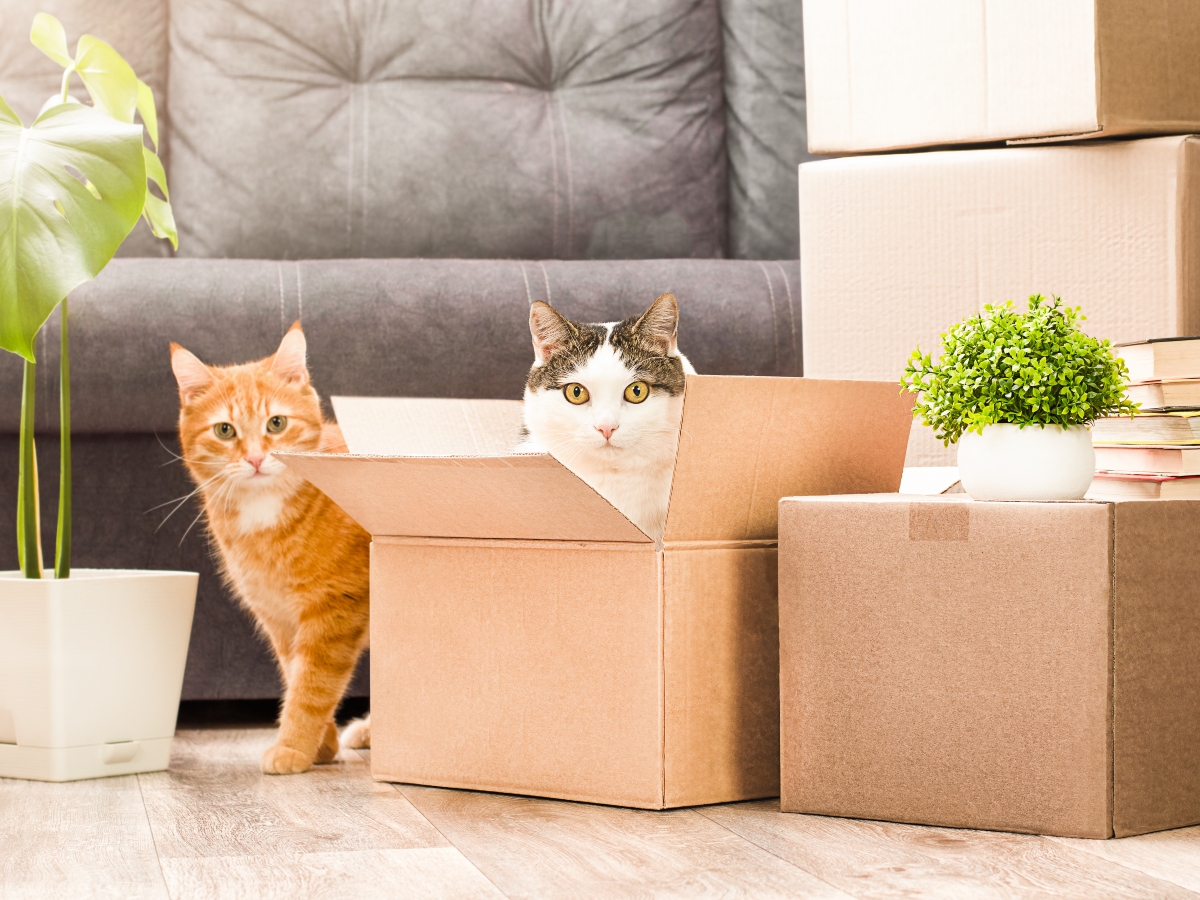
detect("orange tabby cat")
[170,323,371,774]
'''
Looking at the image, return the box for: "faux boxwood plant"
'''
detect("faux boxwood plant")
[900,295,1138,446]
[1,14,176,579]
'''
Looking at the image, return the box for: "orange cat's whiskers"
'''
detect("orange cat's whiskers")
[180,475,235,547]
[154,432,220,468]
[150,469,231,530]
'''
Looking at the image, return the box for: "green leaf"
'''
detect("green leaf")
[30,13,72,68]
[141,147,177,248]
[74,35,139,123]
[136,80,158,149]
[143,191,177,249]
[0,99,146,361]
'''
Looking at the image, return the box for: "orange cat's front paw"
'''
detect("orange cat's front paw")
[261,743,313,775]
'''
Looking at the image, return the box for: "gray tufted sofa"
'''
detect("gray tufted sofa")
[0,0,812,700]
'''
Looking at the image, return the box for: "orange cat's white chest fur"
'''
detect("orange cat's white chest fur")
[230,488,288,533]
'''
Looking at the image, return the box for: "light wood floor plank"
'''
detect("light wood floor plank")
[701,800,1200,900]
[1052,826,1200,893]
[0,773,169,900]
[398,783,854,899]
[139,728,448,859]
[159,847,504,900]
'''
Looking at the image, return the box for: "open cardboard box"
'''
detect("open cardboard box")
[281,375,912,808]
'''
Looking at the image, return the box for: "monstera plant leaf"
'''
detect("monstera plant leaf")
[0,95,146,361]
[30,13,176,252]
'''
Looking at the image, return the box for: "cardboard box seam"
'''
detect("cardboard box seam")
[1107,500,1116,838]
[658,549,666,809]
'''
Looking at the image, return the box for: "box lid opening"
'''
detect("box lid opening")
[279,397,651,543]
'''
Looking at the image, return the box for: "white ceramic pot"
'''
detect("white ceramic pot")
[0,569,197,782]
[957,424,1095,501]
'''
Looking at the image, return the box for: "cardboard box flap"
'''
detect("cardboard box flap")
[280,452,651,542]
[331,396,525,456]
[282,394,651,542]
[663,376,913,543]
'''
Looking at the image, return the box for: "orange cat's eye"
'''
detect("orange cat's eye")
[624,381,650,403]
[214,423,237,440]
[266,415,288,434]
[563,383,590,405]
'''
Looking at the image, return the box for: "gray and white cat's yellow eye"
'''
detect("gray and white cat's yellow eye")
[266,415,288,434]
[214,422,237,440]
[563,383,590,405]
[624,381,650,403]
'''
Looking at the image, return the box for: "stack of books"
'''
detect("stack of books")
[1089,338,1200,500]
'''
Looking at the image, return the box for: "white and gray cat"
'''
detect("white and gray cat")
[517,293,695,542]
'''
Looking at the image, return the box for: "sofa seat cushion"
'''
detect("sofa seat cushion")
[168,0,728,260]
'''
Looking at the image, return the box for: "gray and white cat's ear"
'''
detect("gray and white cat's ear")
[270,322,309,384]
[170,344,213,402]
[529,301,576,365]
[633,293,680,355]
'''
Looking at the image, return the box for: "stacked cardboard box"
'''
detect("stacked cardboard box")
[779,494,1200,838]
[785,0,1200,837]
[799,0,1200,465]
[1089,337,1200,498]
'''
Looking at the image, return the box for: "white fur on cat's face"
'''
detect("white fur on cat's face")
[519,296,695,543]
[523,326,688,470]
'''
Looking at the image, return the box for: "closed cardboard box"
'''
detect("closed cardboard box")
[779,494,1200,838]
[800,135,1200,465]
[804,0,1200,153]
[283,376,912,808]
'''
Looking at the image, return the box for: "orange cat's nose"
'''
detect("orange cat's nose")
[596,425,618,441]
[246,454,266,472]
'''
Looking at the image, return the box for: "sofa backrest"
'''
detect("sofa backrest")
[0,0,809,262]
[168,0,729,260]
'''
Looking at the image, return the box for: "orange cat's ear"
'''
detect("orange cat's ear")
[529,301,576,365]
[170,343,214,403]
[271,322,309,384]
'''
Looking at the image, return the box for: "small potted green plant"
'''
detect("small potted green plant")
[901,295,1137,501]
[0,14,195,782]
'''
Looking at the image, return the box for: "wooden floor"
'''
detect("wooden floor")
[3,727,1200,899]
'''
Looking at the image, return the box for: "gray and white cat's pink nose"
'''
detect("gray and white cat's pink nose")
[596,424,619,441]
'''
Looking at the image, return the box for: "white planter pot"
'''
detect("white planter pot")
[0,569,197,782]
[957,424,1095,501]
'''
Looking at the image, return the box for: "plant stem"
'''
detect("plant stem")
[60,67,71,104]
[17,358,43,579]
[56,299,71,579]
